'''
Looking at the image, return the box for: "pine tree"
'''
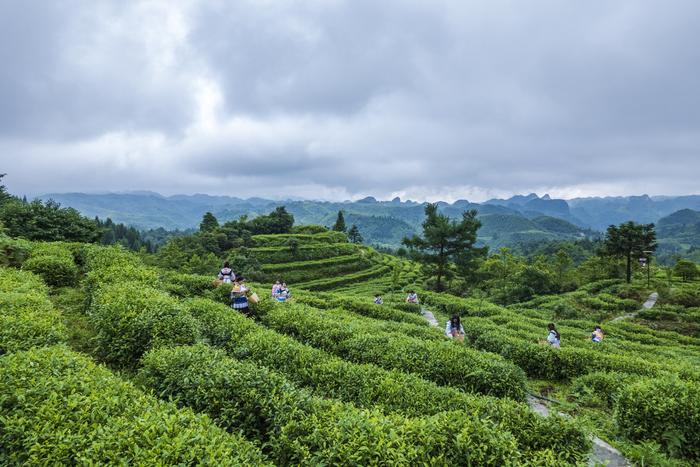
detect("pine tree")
[347,224,363,243]
[403,204,486,292]
[0,174,14,205]
[200,212,219,232]
[603,221,657,283]
[332,211,346,232]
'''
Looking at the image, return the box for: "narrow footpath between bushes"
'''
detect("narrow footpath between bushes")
[611,292,658,322]
[420,306,439,327]
[419,305,631,467]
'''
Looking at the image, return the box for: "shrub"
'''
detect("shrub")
[0,345,268,466]
[615,376,700,459]
[570,371,633,408]
[251,231,348,247]
[297,264,392,291]
[0,236,32,267]
[0,268,67,354]
[22,254,78,287]
[293,290,428,326]
[250,243,357,263]
[183,298,590,463]
[89,281,200,367]
[291,224,329,234]
[139,344,525,466]
[261,303,527,400]
[260,255,372,283]
[160,271,217,298]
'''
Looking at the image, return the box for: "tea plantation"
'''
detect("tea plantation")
[2,232,699,465]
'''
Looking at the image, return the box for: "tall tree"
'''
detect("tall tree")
[347,224,363,243]
[403,204,485,292]
[674,259,698,282]
[249,206,294,234]
[332,210,346,233]
[603,221,657,283]
[199,212,219,232]
[0,174,14,205]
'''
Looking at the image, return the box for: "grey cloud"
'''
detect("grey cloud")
[2,0,700,201]
[0,1,196,140]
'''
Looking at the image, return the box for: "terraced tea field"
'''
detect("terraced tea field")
[1,233,699,465]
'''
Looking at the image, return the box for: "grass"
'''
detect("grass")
[49,285,97,356]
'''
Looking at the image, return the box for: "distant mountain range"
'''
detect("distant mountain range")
[39,191,700,252]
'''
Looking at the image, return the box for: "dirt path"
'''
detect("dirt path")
[611,292,658,322]
[420,306,439,327]
[525,396,630,466]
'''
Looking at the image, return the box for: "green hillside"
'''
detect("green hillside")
[656,209,700,264]
[39,192,594,251]
[477,213,588,249]
[2,212,700,465]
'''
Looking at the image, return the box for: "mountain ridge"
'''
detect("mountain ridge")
[39,191,700,251]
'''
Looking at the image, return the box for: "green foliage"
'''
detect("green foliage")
[96,217,154,252]
[138,344,528,466]
[149,206,296,271]
[0,199,100,243]
[332,210,346,232]
[20,241,80,287]
[615,376,700,459]
[0,173,13,205]
[347,224,363,243]
[603,221,657,283]
[0,267,67,354]
[673,259,698,282]
[0,235,32,267]
[291,224,328,234]
[184,298,589,462]
[403,204,486,291]
[251,242,356,263]
[227,249,264,281]
[249,206,294,235]
[570,371,633,408]
[261,254,372,284]
[261,303,527,399]
[0,345,268,466]
[296,263,392,291]
[286,237,300,258]
[90,281,200,367]
[251,231,348,247]
[199,211,219,232]
[293,289,428,326]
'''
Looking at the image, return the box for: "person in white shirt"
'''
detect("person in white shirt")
[546,323,561,348]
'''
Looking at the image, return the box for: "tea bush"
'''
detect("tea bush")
[261,303,527,399]
[184,297,590,462]
[0,267,67,354]
[140,344,586,466]
[89,281,200,367]
[615,376,700,459]
[20,241,79,287]
[0,345,268,466]
[251,231,348,247]
[250,243,357,263]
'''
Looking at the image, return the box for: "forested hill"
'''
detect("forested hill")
[39,191,700,249]
[656,208,700,263]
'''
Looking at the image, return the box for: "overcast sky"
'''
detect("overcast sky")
[1,0,699,202]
